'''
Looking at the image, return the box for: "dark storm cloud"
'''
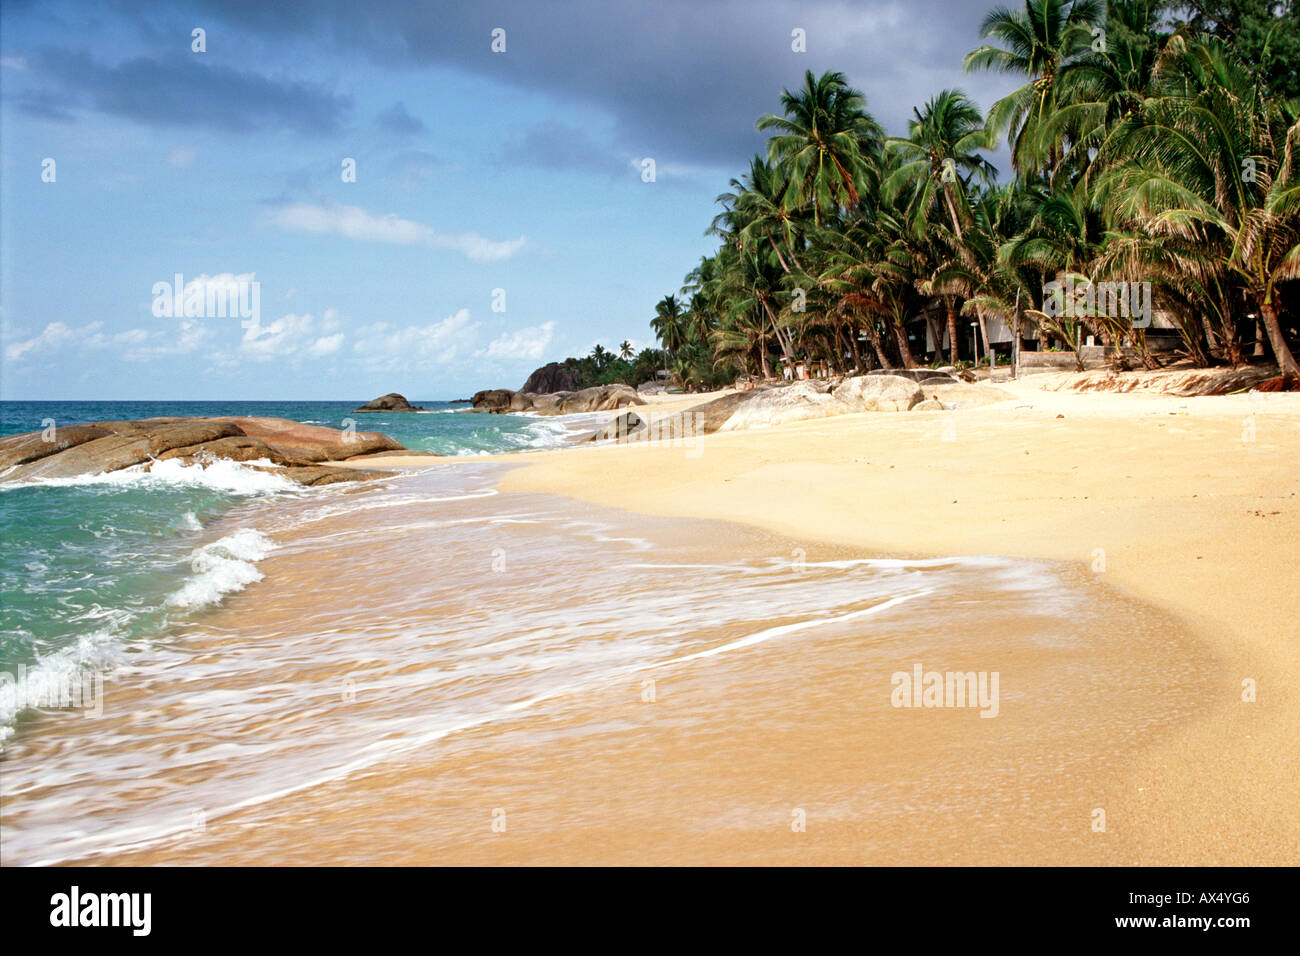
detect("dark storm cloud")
[7,0,1021,170]
[15,46,352,134]
[174,0,1020,165]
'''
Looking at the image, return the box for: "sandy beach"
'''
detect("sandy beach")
[461,380,1300,864]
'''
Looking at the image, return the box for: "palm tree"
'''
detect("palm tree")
[883,93,997,362]
[964,0,1105,177]
[1097,34,1300,379]
[756,70,884,225]
[618,340,634,360]
[885,89,998,242]
[650,294,688,360]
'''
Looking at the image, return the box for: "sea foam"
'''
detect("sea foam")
[166,528,279,610]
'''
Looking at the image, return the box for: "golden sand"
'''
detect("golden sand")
[482,380,1300,864]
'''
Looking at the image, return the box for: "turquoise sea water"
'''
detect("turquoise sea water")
[0,400,582,743]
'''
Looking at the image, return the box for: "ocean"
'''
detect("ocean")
[0,400,598,750]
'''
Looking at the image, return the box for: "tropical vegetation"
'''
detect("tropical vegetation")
[646,0,1299,389]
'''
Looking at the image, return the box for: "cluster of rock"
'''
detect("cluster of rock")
[582,373,1016,443]
[1037,365,1280,396]
[352,392,424,412]
[469,383,646,416]
[0,417,417,486]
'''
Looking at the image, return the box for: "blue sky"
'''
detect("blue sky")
[0,0,1015,400]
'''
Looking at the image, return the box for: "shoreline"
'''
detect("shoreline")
[4,381,1295,864]
[472,378,1300,863]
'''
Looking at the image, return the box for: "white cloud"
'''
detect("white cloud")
[352,308,480,369]
[308,332,344,357]
[120,318,213,361]
[266,201,526,261]
[239,312,343,362]
[4,322,78,362]
[483,321,555,361]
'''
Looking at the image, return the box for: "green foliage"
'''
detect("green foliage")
[639,4,1300,382]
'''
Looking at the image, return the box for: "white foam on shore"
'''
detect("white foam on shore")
[0,457,298,495]
[0,626,120,748]
[166,529,279,609]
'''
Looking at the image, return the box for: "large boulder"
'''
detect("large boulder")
[832,374,925,411]
[509,391,538,413]
[353,392,423,413]
[868,368,956,385]
[713,381,850,431]
[677,375,925,435]
[540,384,646,415]
[469,389,516,413]
[217,417,404,461]
[585,411,647,443]
[0,417,408,486]
[520,362,577,395]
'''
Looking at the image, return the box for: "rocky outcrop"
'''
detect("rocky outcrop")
[0,417,409,486]
[1036,366,1279,396]
[585,411,646,443]
[520,362,577,395]
[352,392,423,412]
[868,368,957,385]
[469,389,516,413]
[471,384,645,416]
[681,375,926,434]
[547,384,645,415]
[832,375,925,412]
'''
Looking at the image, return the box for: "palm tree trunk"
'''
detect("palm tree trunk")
[976,309,991,366]
[864,321,893,369]
[1260,300,1300,381]
[946,302,960,364]
[893,324,917,368]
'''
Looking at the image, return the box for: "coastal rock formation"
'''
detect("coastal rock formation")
[472,384,645,415]
[682,375,926,434]
[0,417,408,486]
[1036,366,1279,396]
[714,381,852,431]
[867,368,957,385]
[469,389,517,413]
[352,392,424,413]
[547,384,645,415]
[911,399,945,411]
[832,375,925,412]
[586,411,646,443]
[520,362,577,395]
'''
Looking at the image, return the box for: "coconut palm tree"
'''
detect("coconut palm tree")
[618,340,634,360]
[885,89,998,242]
[756,70,884,225]
[650,294,688,359]
[883,95,997,362]
[1097,34,1300,379]
[964,0,1105,177]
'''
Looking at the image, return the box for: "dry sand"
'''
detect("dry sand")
[460,379,1299,864]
